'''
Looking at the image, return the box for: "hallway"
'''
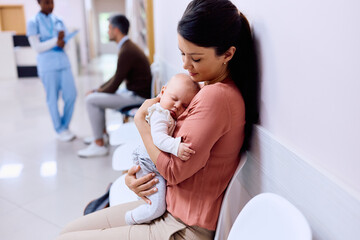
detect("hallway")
[0,55,122,240]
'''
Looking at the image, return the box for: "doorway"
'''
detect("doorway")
[0,5,26,34]
[93,0,125,55]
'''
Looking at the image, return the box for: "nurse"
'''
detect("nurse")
[27,0,77,141]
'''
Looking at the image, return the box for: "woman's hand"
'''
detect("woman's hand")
[134,97,160,124]
[58,31,65,40]
[125,165,159,204]
[57,31,65,48]
[57,39,65,48]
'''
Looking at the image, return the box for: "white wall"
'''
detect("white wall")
[0,0,88,67]
[238,0,360,197]
[153,0,188,86]
[153,0,360,198]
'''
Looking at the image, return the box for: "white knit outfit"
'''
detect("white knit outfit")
[125,103,181,225]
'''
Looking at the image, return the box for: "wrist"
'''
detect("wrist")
[134,113,144,127]
[134,110,146,124]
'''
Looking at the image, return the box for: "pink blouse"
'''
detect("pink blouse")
[156,78,245,230]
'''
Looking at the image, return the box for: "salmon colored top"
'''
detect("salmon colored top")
[156,78,245,231]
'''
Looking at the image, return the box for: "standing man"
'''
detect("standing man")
[78,15,152,158]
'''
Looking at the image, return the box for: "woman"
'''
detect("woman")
[27,0,77,141]
[56,0,258,239]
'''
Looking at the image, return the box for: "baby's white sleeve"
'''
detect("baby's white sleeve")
[150,111,181,156]
[28,35,58,53]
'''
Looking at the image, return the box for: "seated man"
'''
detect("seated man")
[78,14,152,158]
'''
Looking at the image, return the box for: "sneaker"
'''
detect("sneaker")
[57,130,76,142]
[83,134,109,145]
[83,136,94,145]
[77,142,109,158]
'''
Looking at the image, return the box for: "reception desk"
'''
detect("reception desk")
[0,31,79,80]
[0,32,17,80]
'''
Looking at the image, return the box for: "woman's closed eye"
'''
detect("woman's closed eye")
[180,52,200,62]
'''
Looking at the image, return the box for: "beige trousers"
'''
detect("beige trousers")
[56,200,214,240]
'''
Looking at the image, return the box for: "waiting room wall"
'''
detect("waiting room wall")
[153,0,360,239]
[0,0,88,67]
[153,0,360,200]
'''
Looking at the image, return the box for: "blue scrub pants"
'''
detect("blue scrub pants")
[39,68,77,133]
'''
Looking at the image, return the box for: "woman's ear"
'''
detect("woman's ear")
[224,46,236,63]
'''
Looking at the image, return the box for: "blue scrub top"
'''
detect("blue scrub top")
[27,12,71,73]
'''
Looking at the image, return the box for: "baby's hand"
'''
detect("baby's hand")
[177,143,195,161]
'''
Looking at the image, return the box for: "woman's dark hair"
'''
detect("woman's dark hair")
[109,14,130,35]
[178,0,259,152]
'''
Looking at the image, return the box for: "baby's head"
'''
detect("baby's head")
[160,73,200,119]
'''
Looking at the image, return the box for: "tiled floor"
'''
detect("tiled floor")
[0,55,124,240]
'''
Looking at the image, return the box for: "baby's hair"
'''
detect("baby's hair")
[172,73,200,95]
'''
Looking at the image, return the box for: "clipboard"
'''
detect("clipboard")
[64,30,79,42]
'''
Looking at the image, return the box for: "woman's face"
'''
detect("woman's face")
[39,0,54,15]
[178,34,228,84]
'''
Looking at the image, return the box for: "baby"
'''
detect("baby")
[125,73,200,225]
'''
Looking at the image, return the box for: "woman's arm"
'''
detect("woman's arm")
[27,19,58,53]
[125,97,161,202]
[28,35,58,53]
[134,98,162,164]
[125,165,158,204]
[156,86,235,184]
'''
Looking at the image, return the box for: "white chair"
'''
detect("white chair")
[109,122,141,205]
[109,173,138,206]
[110,122,142,171]
[214,154,247,240]
[227,192,312,240]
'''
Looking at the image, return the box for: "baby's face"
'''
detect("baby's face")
[160,78,197,119]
